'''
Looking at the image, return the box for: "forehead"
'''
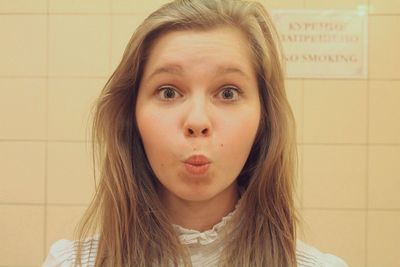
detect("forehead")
[142,26,256,79]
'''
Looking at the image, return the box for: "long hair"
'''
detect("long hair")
[73,0,301,266]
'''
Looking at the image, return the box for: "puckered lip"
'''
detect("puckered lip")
[184,154,211,165]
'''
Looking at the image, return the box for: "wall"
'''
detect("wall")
[0,0,398,266]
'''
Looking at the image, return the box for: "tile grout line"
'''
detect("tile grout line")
[1,139,400,146]
[43,0,49,261]
[1,11,397,16]
[2,75,400,81]
[109,0,113,78]
[301,0,306,235]
[365,81,370,267]
[300,79,304,211]
[0,202,90,207]
[2,201,397,210]
[0,139,92,143]
[0,11,172,16]
[1,202,397,211]
[365,2,371,266]
[0,75,109,79]
[299,143,400,146]
[300,207,400,212]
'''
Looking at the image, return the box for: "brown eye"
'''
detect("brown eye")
[157,86,179,100]
[219,86,242,101]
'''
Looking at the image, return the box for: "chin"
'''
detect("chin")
[180,193,214,202]
[173,185,219,203]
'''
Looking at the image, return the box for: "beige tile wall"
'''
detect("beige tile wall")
[0,0,398,266]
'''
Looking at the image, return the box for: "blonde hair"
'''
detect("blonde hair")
[74,0,301,266]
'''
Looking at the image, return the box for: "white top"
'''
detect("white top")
[43,198,348,267]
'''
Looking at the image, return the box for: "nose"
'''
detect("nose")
[183,98,212,138]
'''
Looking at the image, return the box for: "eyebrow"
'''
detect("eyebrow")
[146,63,251,80]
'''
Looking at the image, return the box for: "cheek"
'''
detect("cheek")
[137,110,164,139]
[136,106,177,162]
[218,109,260,162]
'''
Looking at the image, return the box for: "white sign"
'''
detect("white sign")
[271,9,368,79]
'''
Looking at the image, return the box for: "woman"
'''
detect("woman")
[43,0,348,266]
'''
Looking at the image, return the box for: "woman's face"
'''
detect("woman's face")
[136,26,260,203]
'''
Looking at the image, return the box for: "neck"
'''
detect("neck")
[163,183,240,232]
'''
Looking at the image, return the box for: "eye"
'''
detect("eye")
[156,86,181,101]
[218,86,243,102]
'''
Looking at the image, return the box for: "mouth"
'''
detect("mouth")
[184,154,211,165]
[184,162,210,175]
[183,154,211,175]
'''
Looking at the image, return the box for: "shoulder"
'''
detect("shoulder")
[42,235,99,267]
[296,239,349,267]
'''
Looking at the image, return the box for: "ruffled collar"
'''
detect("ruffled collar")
[172,188,244,246]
